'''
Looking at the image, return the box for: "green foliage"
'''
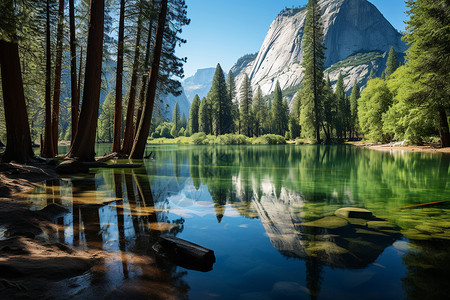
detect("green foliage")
[349,79,360,137]
[98,92,115,142]
[358,78,393,142]
[239,74,252,136]
[198,97,211,134]
[385,46,399,77]
[382,65,437,143]
[300,0,325,143]
[152,122,174,139]
[172,102,180,132]
[252,85,265,137]
[217,134,250,145]
[271,81,284,135]
[209,64,231,135]
[252,134,286,145]
[188,94,200,135]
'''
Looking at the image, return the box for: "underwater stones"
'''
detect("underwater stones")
[367,220,400,231]
[335,207,373,220]
[300,216,350,230]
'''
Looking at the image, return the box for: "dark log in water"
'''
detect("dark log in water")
[153,235,216,272]
[399,200,448,209]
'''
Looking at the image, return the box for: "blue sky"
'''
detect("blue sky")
[177,0,408,78]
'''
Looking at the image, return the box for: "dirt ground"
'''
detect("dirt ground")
[359,144,450,154]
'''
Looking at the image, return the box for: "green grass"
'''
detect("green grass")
[148,133,287,145]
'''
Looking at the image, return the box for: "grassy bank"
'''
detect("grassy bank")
[148,133,288,145]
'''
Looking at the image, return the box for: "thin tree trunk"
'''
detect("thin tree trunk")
[130,0,168,159]
[0,40,34,163]
[135,15,154,139]
[66,0,105,161]
[52,0,65,154]
[77,47,83,107]
[121,8,143,155]
[112,0,125,153]
[42,0,55,158]
[69,0,79,144]
[439,107,450,148]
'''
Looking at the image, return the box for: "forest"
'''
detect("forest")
[0,0,449,163]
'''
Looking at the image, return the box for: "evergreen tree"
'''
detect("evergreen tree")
[403,0,450,147]
[335,73,346,139]
[271,81,284,135]
[322,76,334,141]
[198,97,210,134]
[349,79,360,138]
[188,94,200,134]
[385,46,399,77]
[239,74,252,136]
[300,0,325,143]
[368,69,376,80]
[252,85,265,137]
[226,70,237,133]
[181,113,187,129]
[208,64,230,135]
[172,102,180,131]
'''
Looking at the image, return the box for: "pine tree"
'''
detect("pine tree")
[300,0,325,143]
[335,73,346,139]
[172,102,180,132]
[239,74,252,136]
[188,94,200,134]
[209,64,230,135]
[385,46,399,77]
[404,0,450,147]
[226,70,237,133]
[322,76,334,141]
[368,69,376,80]
[349,79,360,138]
[198,97,210,134]
[252,85,264,137]
[271,81,284,135]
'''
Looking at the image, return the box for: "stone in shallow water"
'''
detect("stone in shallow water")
[335,207,373,220]
[300,216,349,230]
[367,220,399,231]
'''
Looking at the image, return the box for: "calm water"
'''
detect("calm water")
[27,145,450,299]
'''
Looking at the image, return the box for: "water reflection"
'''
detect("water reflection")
[28,144,450,299]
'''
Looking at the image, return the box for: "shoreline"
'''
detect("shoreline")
[356,144,450,154]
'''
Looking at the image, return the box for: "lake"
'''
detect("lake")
[27,144,450,299]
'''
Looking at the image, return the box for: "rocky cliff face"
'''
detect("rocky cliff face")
[235,0,407,97]
[182,68,216,102]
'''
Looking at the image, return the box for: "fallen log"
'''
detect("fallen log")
[399,200,448,209]
[153,235,216,272]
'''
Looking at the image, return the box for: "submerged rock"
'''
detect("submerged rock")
[335,207,373,219]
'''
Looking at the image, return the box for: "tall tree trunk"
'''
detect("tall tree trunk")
[69,0,79,144]
[42,0,55,158]
[135,16,154,139]
[52,0,65,154]
[66,0,105,161]
[111,0,125,153]
[130,0,168,159]
[77,47,83,107]
[439,107,450,148]
[0,40,34,163]
[121,8,143,155]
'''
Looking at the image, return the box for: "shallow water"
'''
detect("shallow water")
[28,145,450,299]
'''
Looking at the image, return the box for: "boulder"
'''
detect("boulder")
[335,207,373,220]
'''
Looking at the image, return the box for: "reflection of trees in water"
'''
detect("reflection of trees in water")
[402,239,450,300]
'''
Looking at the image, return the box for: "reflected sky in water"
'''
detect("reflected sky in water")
[28,145,450,299]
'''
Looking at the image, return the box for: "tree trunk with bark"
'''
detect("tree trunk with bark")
[111,0,125,153]
[42,0,55,158]
[66,0,105,161]
[439,107,450,148]
[69,0,79,145]
[134,16,153,139]
[0,40,34,163]
[52,0,65,154]
[121,9,142,155]
[130,0,168,159]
